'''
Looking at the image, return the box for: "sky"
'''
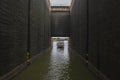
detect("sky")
[50,0,72,6]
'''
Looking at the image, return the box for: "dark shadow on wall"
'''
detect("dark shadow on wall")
[70,0,120,80]
[0,0,51,80]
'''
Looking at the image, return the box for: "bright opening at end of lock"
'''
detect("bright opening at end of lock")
[51,37,69,48]
[49,0,72,6]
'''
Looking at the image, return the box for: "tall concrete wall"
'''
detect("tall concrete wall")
[0,0,28,77]
[51,12,70,37]
[70,0,87,58]
[88,0,120,80]
[30,0,51,56]
[0,0,51,79]
[70,0,120,80]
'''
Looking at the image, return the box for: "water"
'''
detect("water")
[44,41,71,80]
[13,41,98,80]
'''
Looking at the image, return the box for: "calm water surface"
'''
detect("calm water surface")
[44,41,70,80]
[13,41,97,80]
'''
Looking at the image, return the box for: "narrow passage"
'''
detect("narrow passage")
[12,41,98,80]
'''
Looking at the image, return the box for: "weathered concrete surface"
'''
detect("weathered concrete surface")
[30,0,51,56]
[70,0,120,80]
[88,0,120,80]
[0,0,51,79]
[51,11,70,37]
[0,0,28,77]
[70,0,87,58]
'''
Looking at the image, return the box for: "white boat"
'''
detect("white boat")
[57,41,64,48]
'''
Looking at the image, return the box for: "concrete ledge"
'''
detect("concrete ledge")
[88,62,110,80]
[0,48,51,80]
[69,48,88,65]
[69,48,110,80]
[0,63,27,80]
[30,48,51,63]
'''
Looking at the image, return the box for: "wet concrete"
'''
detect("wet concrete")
[12,41,98,80]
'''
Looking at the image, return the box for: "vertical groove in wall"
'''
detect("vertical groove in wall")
[0,0,51,79]
[70,0,120,80]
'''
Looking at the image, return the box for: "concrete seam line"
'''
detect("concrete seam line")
[0,63,27,80]
[30,48,51,63]
[0,48,51,80]
[88,62,110,80]
[69,48,87,64]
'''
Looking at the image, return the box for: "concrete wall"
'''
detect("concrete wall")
[70,0,87,58]
[51,12,70,37]
[0,0,51,79]
[88,0,120,80]
[30,0,51,56]
[0,0,28,77]
[70,0,120,80]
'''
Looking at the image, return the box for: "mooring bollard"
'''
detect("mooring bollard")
[26,52,30,65]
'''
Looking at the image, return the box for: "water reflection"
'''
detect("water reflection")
[13,40,98,80]
[45,41,70,80]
